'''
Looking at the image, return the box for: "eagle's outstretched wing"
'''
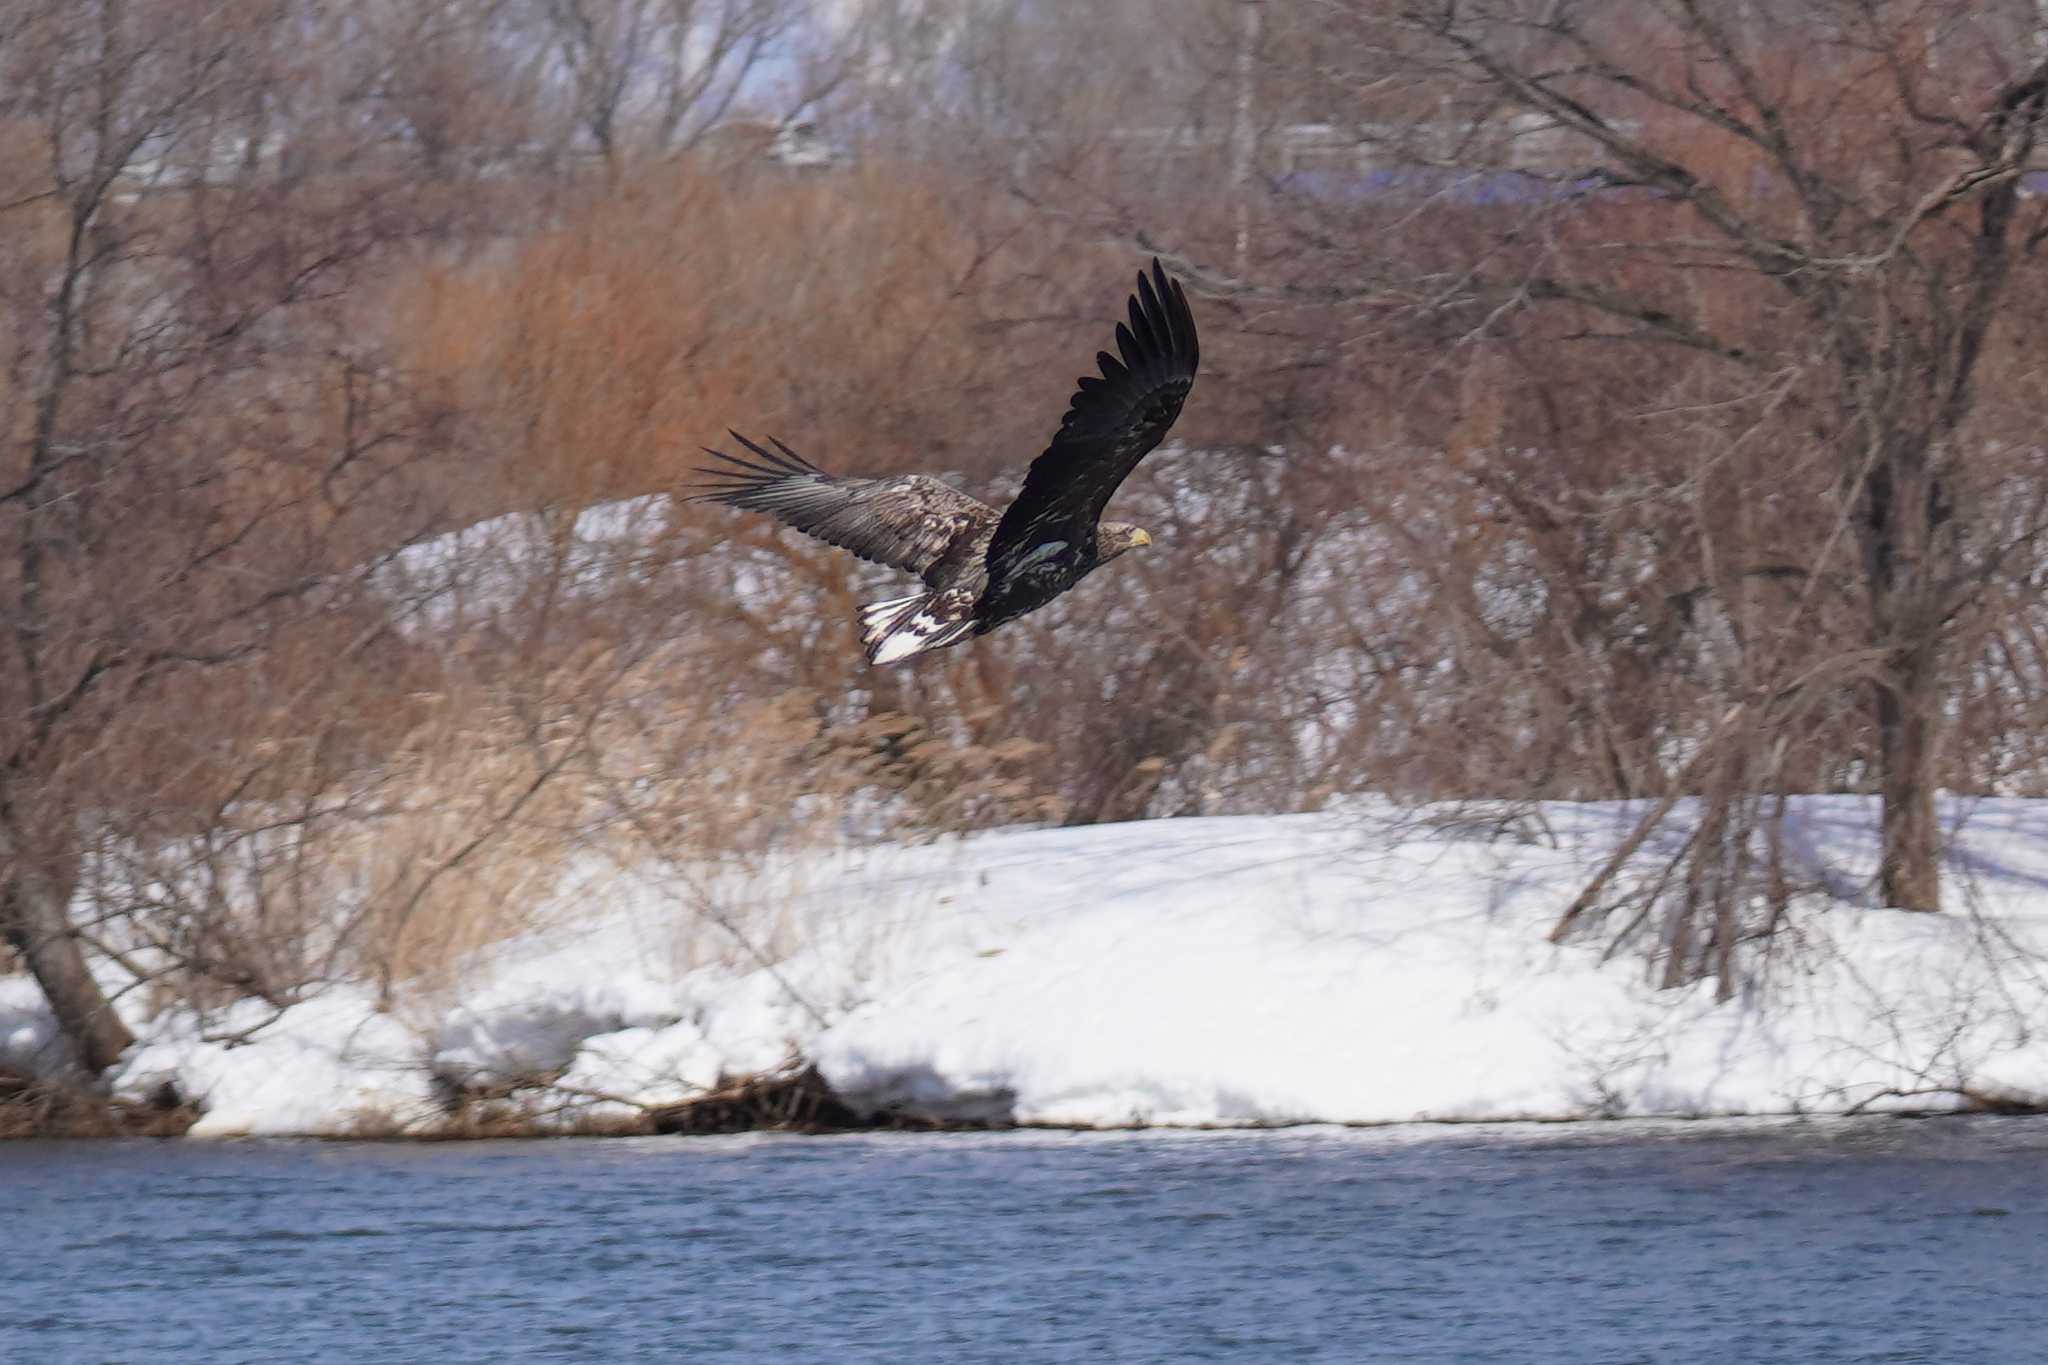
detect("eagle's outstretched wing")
[690,432,998,585]
[985,259,1199,578]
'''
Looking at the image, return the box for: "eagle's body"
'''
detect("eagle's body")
[693,259,1198,663]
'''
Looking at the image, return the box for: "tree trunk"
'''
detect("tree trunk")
[0,825,133,1076]
[1875,650,1942,912]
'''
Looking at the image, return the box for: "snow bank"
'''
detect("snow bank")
[10,798,2048,1135]
[115,989,436,1136]
[1,974,63,1076]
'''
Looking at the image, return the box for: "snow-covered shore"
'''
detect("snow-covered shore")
[9,798,2048,1137]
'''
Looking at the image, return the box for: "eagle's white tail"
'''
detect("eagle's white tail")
[858,591,976,665]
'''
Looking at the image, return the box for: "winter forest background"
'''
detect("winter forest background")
[10,0,2048,1130]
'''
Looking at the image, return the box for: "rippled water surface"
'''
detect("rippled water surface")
[9,1118,2048,1363]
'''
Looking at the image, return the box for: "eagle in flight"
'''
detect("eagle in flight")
[692,259,1199,664]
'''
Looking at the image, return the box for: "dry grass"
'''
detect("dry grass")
[394,159,1081,510]
[0,1071,198,1139]
[88,629,989,1023]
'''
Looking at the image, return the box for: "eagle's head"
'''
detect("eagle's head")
[1097,522,1154,563]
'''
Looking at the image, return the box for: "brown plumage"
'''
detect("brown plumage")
[691,259,1199,664]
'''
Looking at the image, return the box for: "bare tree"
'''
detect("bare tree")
[0,0,449,1075]
[1177,0,2048,923]
[879,0,2048,974]
[338,0,552,179]
[530,0,813,165]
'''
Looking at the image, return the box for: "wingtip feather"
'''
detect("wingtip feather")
[1114,320,1141,369]
[767,435,817,472]
[1128,292,1161,359]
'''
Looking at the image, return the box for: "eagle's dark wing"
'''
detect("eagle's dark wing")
[985,259,1199,577]
[690,432,998,585]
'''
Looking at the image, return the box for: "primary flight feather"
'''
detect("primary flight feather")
[691,258,1199,665]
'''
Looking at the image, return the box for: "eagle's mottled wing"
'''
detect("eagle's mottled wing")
[985,259,1199,578]
[690,432,997,584]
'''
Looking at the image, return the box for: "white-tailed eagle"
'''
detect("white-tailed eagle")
[692,259,1199,664]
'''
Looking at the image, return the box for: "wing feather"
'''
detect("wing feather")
[986,259,1199,575]
[690,432,997,584]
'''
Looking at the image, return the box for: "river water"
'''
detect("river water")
[7,1117,2045,1363]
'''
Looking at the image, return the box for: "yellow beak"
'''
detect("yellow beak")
[1132,529,1153,547]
